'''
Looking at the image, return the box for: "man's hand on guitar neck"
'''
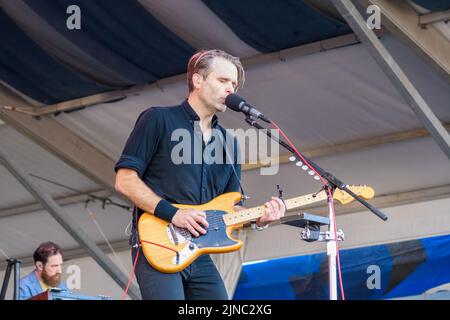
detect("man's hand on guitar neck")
[170,196,285,236]
[172,209,209,238]
[257,197,286,227]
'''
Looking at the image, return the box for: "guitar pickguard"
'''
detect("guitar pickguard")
[171,242,199,265]
[167,224,192,245]
[191,210,237,248]
[166,210,238,265]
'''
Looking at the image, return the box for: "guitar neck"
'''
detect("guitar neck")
[222,191,328,226]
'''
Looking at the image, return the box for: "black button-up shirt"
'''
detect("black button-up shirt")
[115,99,241,218]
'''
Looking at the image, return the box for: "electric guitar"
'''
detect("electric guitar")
[138,185,374,273]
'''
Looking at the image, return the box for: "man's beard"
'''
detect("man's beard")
[41,270,61,288]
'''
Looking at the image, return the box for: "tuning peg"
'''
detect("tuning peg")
[314,176,320,180]
[308,170,315,175]
[289,156,296,162]
[301,165,308,171]
[295,161,303,166]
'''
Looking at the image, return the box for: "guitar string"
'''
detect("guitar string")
[184,196,325,233]
[181,192,332,231]
[153,189,363,237]
[175,188,358,233]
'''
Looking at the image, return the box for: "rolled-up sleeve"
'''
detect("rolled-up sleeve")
[114,107,162,178]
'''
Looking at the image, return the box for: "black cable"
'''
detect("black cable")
[28,173,131,211]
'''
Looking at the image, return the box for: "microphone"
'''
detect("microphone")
[225,94,271,123]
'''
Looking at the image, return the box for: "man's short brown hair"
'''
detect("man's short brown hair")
[33,241,62,265]
[187,49,245,92]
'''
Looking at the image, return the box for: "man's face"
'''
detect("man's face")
[195,57,238,113]
[38,253,63,287]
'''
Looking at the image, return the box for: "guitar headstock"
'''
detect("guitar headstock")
[333,185,375,205]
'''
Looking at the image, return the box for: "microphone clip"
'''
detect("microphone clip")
[244,114,259,127]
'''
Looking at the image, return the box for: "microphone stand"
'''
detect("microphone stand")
[244,114,388,300]
[1,259,21,300]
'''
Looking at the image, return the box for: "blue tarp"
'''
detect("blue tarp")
[234,234,450,300]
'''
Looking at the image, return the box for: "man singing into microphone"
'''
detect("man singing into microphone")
[114,49,285,300]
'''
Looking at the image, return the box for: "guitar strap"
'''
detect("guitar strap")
[217,127,248,205]
[130,206,140,248]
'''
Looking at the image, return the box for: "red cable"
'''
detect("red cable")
[122,246,140,300]
[271,120,345,300]
[140,240,179,253]
[121,240,179,300]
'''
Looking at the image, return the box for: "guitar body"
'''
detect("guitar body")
[138,192,244,273]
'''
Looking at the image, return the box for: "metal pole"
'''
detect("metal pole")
[331,0,450,160]
[0,261,12,300]
[13,259,21,300]
[0,149,141,300]
[327,199,338,300]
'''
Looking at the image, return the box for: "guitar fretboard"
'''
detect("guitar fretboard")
[222,191,328,226]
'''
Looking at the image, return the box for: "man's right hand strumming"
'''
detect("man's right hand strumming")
[171,209,209,237]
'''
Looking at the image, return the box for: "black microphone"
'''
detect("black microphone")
[225,94,271,123]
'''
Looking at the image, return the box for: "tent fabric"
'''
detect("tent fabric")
[23,0,195,83]
[202,0,351,52]
[0,0,197,104]
[411,0,450,11]
[0,0,355,105]
[0,125,100,210]
[0,8,113,104]
[0,0,134,88]
[54,34,450,161]
[0,80,43,108]
[211,228,247,298]
[234,234,450,300]
[137,0,259,58]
